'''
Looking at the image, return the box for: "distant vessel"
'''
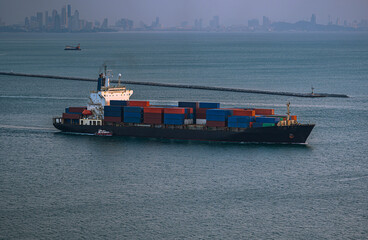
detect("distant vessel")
[64,44,81,51]
[53,67,315,144]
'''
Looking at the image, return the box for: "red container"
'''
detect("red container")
[144,118,163,124]
[129,101,150,107]
[196,108,209,118]
[196,108,209,114]
[187,108,194,114]
[290,115,297,121]
[104,116,122,123]
[144,113,163,119]
[62,113,81,119]
[249,122,254,128]
[164,107,186,114]
[68,107,87,113]
[143,107,164,113]
[206,121,226,127]
[254,109,274,115]
[232,109,255,116]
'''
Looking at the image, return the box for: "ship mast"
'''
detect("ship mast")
[286,102,291,122]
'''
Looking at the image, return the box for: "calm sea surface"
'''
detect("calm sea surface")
[0,32,367,239]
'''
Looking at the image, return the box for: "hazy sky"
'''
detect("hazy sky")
[0,0,367,26]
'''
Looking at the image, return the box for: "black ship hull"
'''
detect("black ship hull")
[53,123,315,144]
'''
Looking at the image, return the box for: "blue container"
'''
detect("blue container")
[228,116,254,123]
[252,122,264,128]
[199,102,220,108]
[110,100,129,106]
[164,118,184,125]
[227,122,250,128]
[124,112,142,118]
[206,109,232,116]
[124,117,142,123]
[255,117,277,123]
[238,122,250,128]
[104,106,123,112]
[124,106,143,113]
[179,102,198,109]
[164,113,185,120]
[104,111,122,117]
[206,115,227,122]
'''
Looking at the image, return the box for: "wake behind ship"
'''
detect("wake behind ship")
[53,69,314,144]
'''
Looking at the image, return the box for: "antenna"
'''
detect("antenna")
[118,73,122,86]
[311,85,315,95]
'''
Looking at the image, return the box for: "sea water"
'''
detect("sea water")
[0,32,367,239]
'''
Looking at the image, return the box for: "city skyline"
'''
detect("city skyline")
[1,2,368,33]
[0,0,368,27]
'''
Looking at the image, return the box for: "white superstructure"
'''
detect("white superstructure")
[87,70,133,118]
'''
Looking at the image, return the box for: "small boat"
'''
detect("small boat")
[64,44,81,51]
[95,129,112,136]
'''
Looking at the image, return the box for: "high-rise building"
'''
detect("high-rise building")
[36,12,43,30]
[61,6,66,28]
[263,16,271,28]
[194,18,203,30]
[24,17,30,29]
[67,5,71,18]
[101,18,108,29]
[311,14,316,24]
[210,16,220,30]
[248,19,259,29]
[71,10,80,31]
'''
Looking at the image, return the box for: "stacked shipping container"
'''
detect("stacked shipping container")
[124,106,143,123]
[104,106,123,123]
[62,106,86,124]
[62,101,295,130]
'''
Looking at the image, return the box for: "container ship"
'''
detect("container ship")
[53,70,314,144]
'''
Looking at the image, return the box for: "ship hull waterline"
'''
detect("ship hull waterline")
[53,123,315,144]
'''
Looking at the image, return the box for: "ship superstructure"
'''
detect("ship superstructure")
[87,67,133,118]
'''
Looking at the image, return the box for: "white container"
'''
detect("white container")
[196,119,206,125]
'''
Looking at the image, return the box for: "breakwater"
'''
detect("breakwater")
[0,72,349,98]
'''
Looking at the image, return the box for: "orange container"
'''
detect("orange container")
[254,109,274,115]
[290,115,297,121]
[232,109,255,116]
[163,107,186,114]
[143,107,164,113]
[62,113,81,119]
[129,101,150,107]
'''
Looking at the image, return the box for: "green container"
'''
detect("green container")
[262,123,275,127]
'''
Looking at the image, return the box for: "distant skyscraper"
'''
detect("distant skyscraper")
[248,19,259,29]
[151,17,161,29]
[194,18,203,30]
[210,16,220,30]
[24,17,30,29]
[101,18,108,29]
[61,6,66,28]
[36,12,43,30]
[67,5,71,18]
[263,16,271,28]
[311,14,316,24]
[71,10,80,31]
